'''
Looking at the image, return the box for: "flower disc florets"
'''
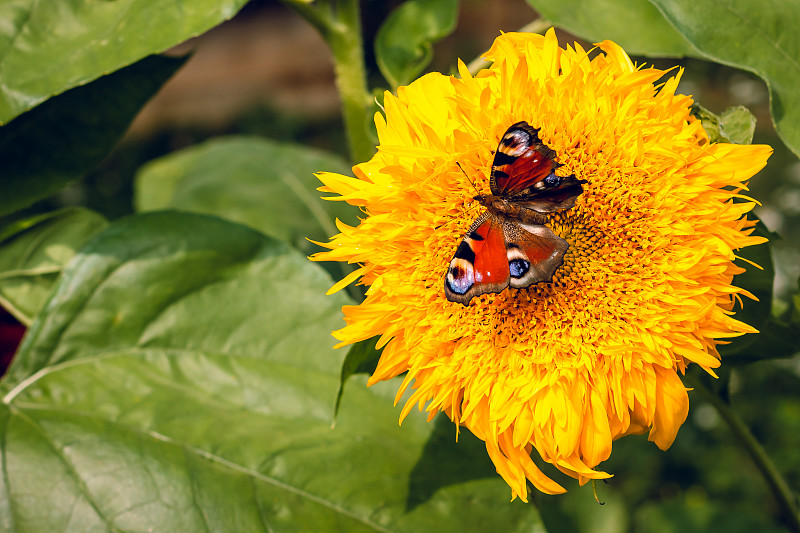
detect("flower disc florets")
[312,29,771,500]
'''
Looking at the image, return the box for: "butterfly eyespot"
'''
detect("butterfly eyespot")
[509,259,530,278]
[446,265,473,295]
[544,173,562,187]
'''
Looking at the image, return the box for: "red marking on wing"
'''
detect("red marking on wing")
[471,217,509,285]
[493,147,555,196]
[521,234,560,263]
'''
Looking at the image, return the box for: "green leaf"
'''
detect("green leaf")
[691,103,726,144]
[525,0,698,57]
[406,417,497,511]
[0,0,248,124]
[719,106,757,146]
[0,212,544,531]
[717,222,773,358]
[0,207,107,326]
[375,0,459,88]
[650,0,800,157]
[720,224,800,362]
[333,337,383,419]
[2,211,349,385]
[691,104,757,145]
[0,55,184,217]
[732,314,800,363]
[134,136,359,258]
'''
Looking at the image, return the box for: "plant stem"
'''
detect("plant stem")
[282,0,372,299]
[326,0,375,164]
[286,0,374,164]
[689,374,800,533]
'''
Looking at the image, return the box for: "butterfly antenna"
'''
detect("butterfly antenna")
[456,161,481,197]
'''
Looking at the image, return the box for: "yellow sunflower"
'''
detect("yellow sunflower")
[312,29,771,501]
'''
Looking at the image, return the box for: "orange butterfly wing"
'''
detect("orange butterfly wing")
[444,213,509,304]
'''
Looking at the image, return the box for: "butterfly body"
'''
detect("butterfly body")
[444,122,586,305]
[474,194,548,225]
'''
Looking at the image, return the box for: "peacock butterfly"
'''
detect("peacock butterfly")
[444,121,586,305]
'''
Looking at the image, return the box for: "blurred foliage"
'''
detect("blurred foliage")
[375,0,459,88]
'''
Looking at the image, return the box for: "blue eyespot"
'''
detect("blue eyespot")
[509,259,530,278]
[447,266,473,294]
[544,173,562,187]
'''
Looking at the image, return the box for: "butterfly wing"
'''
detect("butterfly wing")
[490,121,586,212]
[490,121,557,196]
[445,212,510,305]
[504,221,568,289]
[444,213,568,305]
[517,176,585,213]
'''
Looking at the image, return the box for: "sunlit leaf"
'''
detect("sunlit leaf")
[0,0,248,123]
[650,0,800,157]
[691,103,726,144]
[719,106,756,146]
[525,0,697,57]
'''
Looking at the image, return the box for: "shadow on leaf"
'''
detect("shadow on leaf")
[405,415,496,511]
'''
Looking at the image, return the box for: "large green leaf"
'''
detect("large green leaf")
[0,207,107,326]
[134,136,359,258]
[650,0,800,157]
[525,0,697,57]
[0,212,543,531]
[0,0,248,124]
[375,0,459,88]
[0,55,184,217]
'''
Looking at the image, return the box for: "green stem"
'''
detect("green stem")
[285,0,375,164]
[326,0,374,164]
[688,374,800,533]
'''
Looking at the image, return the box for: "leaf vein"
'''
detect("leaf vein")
[9,408,119,531]
[184,447,214,533]
[9,404,394,533]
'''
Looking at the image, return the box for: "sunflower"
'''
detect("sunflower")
[312,29,771,501]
